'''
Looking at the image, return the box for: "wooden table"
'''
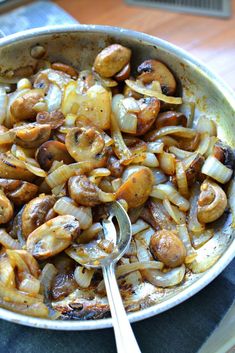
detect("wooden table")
[55,0,235,90]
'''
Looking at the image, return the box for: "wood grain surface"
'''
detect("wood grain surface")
[55,0,235,90]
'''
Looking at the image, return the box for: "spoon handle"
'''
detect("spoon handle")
[102,263,141,353]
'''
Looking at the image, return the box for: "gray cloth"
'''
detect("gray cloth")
[0,259,234,353]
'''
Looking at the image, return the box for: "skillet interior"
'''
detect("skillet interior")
[0,25,234,330]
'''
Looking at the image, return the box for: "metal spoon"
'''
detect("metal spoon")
[85,201,141,353]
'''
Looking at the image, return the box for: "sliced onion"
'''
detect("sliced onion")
[46,164,76,188]
[139,152,159,168]
[0,282,48,317]
[163,199,186,224]
[77,223,103,244]
[135,238,151,262]
[53,197,92,229]
[74,266,94,288]
[177,224,195,257]
[158,152,175,175]
[152,126,197,139]
[18,275,40,295]
[64,113,77,127]
[187,185,205,234]
[112,94,137,134]
[111,178,122,192]
[52,183,66,197]
[151,184,189,211]
[125,79,182,104]
[147,141,164,154]
[0,87,8,125]
[151,168,168,185]
[90,168,111,177]
[190,230,214,249]
[131,219,150,235]
[142,265,185,287]
[116,261,163,278]
[122,97,140,113]
[24,162,47,178]
[111,112,132,162]
[97,189,115,203]
[44,83,62,112]
[196,133,210,155]
[169,146,193,159]
[176,161,189,197]
[196,116,217,136]
[0,256,15,288]
[0,229,21,250]
[204,136,218,158]
[39,263,58,300]
[0,130,15,145]
[201,155,233,184]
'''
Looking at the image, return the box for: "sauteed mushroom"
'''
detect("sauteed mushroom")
[136,97,160,135]
[114,63,131,82]
[10,90,44,122]
[185,153,205,186]
[0,153,34,181]
[14,123,51,148]
[197,180,227,223]
[0,191,13,224]
[36,141,74,171]
[107,155,124,178]
[213,141,235,170]
[68,175,101,207]
[155,111,187,129]
[26,215,80,260]
[137,60,177,95]
[116,167,154,208]
[36,110,64,129]
[93,44,131,78]
[51,62,78,79]
[0,178,38,206]
[150,230,186,268]
[68,175,114,207]
[22,195,56,239]
[65,127,107,168]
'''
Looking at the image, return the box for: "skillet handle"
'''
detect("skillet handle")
[0,0,78,38]
[102,262,142,353]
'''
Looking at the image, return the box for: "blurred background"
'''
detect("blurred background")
[0,0,234,90]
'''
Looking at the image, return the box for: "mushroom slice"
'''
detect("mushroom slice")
[22,195,56,239]
[68,175,115,207]
[136,97,160,135]
[36,110,64,129]
[0,178,38,206]
[0,191,13,224]
[13,123,51,148]
[36,141,74,171]
[0,152,34,181]
[137,60,177,96]
[93,44,131,78]
[183,153,205,186]
[116,167,154,208]
[10,89,44,122]
[197,180,227,223]
[65,127,107,168]
[213,141,235,170]
[26,215,80,260]
[155,111,187,129]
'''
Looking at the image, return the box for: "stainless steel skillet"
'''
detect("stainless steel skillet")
[0,24,234,330]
